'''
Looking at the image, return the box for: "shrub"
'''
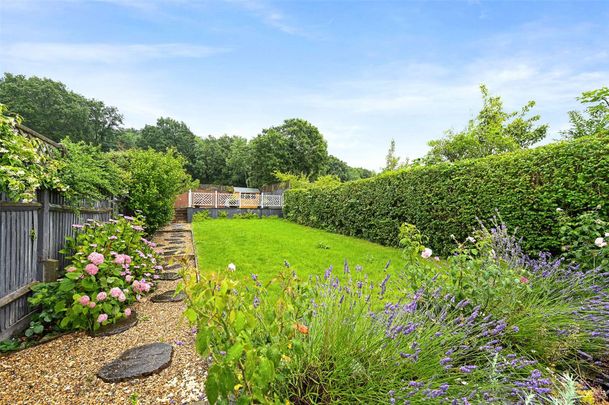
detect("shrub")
[28,215,162,332]
[217,210,228,219]
[233,211,259,219]
[0,104,66,202]
[182,270,309,403]
[557,208,609,270]
[111,148,195,233]
[284,134,609,255]
[192,210,211,222]
[58,138,127,205]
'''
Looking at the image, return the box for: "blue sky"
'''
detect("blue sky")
[1,0,608,170]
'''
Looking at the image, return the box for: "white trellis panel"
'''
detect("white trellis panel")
[192,192,214,207]
[262,194,283,208]
[218,193,238,207]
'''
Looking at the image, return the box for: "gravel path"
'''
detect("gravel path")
[0,224,207,405]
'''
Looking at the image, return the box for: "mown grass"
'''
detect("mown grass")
[192,218,408,284]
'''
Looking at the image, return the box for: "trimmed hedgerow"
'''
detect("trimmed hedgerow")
[284,134,609,255]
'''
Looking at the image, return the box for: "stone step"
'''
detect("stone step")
[89,311,138,337]
[150,290,186,303]
[97,343,173,383]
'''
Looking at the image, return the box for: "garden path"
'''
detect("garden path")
[0,224,207,404]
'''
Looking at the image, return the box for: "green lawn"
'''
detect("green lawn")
[192,218,407,284]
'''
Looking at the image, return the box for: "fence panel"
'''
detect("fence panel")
[0,190,113,340]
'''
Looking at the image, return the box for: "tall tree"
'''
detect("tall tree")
[0,73,123,149]
[425,85,547,164]
[248,118,329,187]
[138,117,200,178]
[384,139,400,171]
[562,87,609,139]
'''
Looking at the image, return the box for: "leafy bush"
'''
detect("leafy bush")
[232,212,259,219]
[111,148,195,233]
[58,138,127,205]
[284,134,609,255]
[182,270,309,403]
[192,210,211,222]
[29,215,162,332]
[0,104,66,201]
[557,207,609,270]
[217,210,228,219]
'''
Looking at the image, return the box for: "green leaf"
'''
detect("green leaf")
[58,280,75,292]
[226,343,244,362]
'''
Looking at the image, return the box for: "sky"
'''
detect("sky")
[1,0,608,170]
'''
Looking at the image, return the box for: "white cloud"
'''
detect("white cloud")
[1,42,229,64]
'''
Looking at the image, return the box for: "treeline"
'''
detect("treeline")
[0,73,374,188]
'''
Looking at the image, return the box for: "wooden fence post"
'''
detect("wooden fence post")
[188,189,192,207]
[261,192,264,208]
[215,191,218,208]
[36,189,50,281]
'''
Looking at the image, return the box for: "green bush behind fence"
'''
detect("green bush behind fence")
[284,135,609,255]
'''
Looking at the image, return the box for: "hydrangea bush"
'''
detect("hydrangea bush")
[29,215,162,332]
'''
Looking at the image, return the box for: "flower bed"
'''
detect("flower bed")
[183,220,609,403]
[28,215,163,334]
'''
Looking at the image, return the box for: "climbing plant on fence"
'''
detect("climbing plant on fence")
[284,134,609,255]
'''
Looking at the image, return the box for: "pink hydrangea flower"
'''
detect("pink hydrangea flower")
[87,252,104,265]
[125,308,132,317]
[65,266,76,273]
[125,275,133,283]
[79,295,90,305]
[153,274,160,279]
[96,292,107,301]
[110,287,122,298]
[109,235,118,240]
[97,313,108,323]
[88,301,96,308]
[85,263,99,276]
[118,293,126,302]
[114,254,132,265]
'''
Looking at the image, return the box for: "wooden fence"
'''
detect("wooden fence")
[0,124,115,339]
[0,190,113,340]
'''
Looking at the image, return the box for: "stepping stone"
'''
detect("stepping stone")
[163,250,178,255]
[164,263,182,271]
[155,272,181,281]
[97,343,173,383]
[89,311,138,337]
[151,290,186,303]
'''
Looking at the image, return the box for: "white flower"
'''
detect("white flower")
[594,237,607,248]
[556,208,563,212]
[605,232,609,238]
[421,248,432,259]
[227,263,236,272]
[466,236,476,243]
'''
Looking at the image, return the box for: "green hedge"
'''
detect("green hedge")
[284,135,609,255]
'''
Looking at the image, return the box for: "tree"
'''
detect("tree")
[195,135,250,186]
[0,73,123,149]
[562,87,609,139]
[325,155,351,181]
[384,139,400,171]
[137,117,202,179]
[425,85,547,164]
[248,119,329,187]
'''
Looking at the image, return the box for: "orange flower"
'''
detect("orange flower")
[294,323,309,335]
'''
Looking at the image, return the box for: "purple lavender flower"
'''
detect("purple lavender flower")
[459,365,477,373]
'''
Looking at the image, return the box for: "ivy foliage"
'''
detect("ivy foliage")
[0,104,65,202]
[284,134,609,255]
